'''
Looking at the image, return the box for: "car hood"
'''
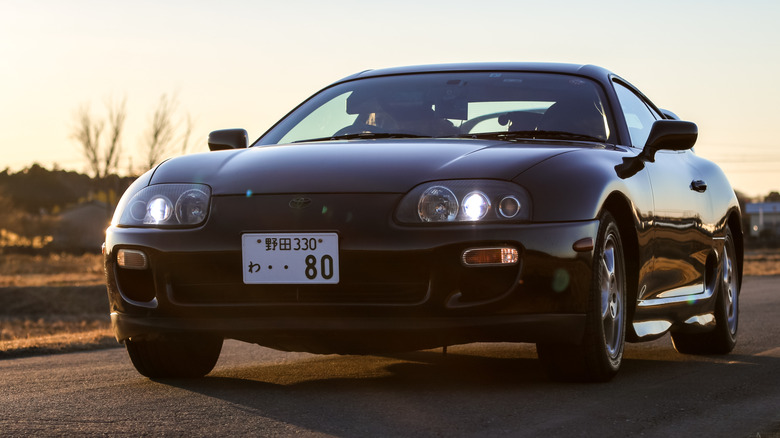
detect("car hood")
[150,139,582,195]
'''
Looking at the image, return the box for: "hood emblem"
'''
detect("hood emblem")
[289,197,312,209]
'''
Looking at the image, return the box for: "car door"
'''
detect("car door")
[643,149,711,301]
[614,82,711,303]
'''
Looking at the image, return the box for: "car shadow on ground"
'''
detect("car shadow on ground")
[153,339,780,392]
[142,341,780,437]
[164,345,550,391]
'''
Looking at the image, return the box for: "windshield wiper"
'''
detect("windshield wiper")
[457,130,604,143]
[294,132,432,143]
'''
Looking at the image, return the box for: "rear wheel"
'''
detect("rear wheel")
[537,211,626,382]
[671,225,739,354]
[125,336,223,378]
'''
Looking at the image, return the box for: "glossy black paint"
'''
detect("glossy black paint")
[105,63,742,355]
[207,128,248,151]
[615,120,698,179]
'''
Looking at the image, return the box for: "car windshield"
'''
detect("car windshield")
[256,72,613,145]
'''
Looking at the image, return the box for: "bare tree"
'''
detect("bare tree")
[71,98,127,179]
[180,112,194,155]
[143,93,176,170]
[141,93,197,171]
[72,104,103,178]
[104,97,127,177]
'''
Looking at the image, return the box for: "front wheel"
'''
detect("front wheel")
[671,225,739,354]
[537,211,626,382]
[125,336,223,378]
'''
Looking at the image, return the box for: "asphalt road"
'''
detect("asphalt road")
[1,276,779,437]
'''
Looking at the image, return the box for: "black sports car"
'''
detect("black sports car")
[104,63,742,381]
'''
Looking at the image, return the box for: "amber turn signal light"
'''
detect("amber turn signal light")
[461,247,519,266]
[117,249,149,270]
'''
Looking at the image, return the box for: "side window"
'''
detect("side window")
[614,82,659,148]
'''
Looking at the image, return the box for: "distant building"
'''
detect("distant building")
[745,202,780,237]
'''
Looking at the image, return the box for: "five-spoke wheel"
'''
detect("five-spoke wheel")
[537,210,626,382]
[671,224,739,355]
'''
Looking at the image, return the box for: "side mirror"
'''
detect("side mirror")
[208,129,248,151]
[615,120,698,179]
[643,120,697,158]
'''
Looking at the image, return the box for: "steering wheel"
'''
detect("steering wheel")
[332,123,384,137]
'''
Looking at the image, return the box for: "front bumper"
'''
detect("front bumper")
[111,313,586,353]
[104,194,599,352]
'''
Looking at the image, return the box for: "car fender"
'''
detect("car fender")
[689,155,742,228]
[513,146,653,224]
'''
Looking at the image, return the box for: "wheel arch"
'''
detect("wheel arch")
[601,192,641,341]
[727,209,744,290]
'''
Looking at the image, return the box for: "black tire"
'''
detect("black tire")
[537,211,626,382]
[125,336,223,378]
[671,225,739,355]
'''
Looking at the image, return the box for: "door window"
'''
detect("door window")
[614,82,660,148]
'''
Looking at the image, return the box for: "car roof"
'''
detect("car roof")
[336,62,616,85]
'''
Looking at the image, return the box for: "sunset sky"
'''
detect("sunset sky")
[2,0,778,197]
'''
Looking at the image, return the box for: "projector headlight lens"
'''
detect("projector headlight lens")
[396,180,531,224]
[498,195,521,219]
[462,192,490,221]
[116,184,211,227]
[147,196,173,224]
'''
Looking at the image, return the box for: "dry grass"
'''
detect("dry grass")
[0,329,115,352]
[1,318,109,340]
[0,252,104,287]
[0,253,115,357]
[0,252,103,275]
[744,250,780,276]
[0,318,115,358]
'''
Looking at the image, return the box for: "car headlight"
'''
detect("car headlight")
[418,186,459,222]
[114,183,212,227]
[396,180,531,223]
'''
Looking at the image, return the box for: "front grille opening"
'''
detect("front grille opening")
[457,265,521,302]
[166,251,431,306]
[116,266,156,303]
[174,282,429,305]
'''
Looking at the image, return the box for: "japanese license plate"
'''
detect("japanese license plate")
[242,233,339,284]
